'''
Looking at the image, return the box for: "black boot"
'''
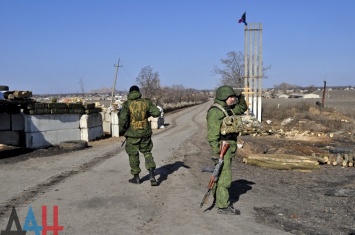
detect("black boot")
[149,169,158,186]
[128,174,141,184]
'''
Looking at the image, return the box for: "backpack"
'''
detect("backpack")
[128,99,149,130]
[212,103,244,135]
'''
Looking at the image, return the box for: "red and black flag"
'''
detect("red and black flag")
[238,12,247,26]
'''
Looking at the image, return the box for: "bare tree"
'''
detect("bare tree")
[213,51,270,88]
[136,66,161,103]
[159,85,209,105]
[213,51,244,88]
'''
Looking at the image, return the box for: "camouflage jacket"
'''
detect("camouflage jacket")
[119,90,161,138]
[206,96,248,156]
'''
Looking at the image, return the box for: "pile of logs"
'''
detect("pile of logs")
[243,154,322,170]
[24,102,101,115]
[1,90,33,100]
[319,148,354,167]
[243,147,354,170]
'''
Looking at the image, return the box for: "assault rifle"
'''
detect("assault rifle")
[200,140,230,208]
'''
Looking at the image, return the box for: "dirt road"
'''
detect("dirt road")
[1,100,354,234]
[0,101,291,235]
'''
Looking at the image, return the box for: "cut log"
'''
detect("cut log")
[342,154,349,167]
[247,155,319,165]
[327,154,334,165]
[243,158,320,170]
[349,154,354,167]
[316,157,327,164]
[13,90,23,98]
[332,154,343,166]
[323,156,329,163]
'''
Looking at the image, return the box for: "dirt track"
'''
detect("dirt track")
[1,100,355,235]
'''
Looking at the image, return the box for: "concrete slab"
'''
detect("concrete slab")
[0,113,10,130]
[0,130,19,145]
[111,112,119,125]
[79,113,102,129]
[111,124,119,137]
[103,121,111,135]
[81,126,103,141]
[11,113,24,131]
[24,114,80,132]
[25,129,81,148]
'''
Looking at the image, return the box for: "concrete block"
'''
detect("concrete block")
[11,113,25,131]
[150,119,158,129]
[0,113,10,130]
[103,111,111,122]
[79,113,103,129]
[112,124,119,137]
[111,112,119,125]
[149,117,164,129]
[81,126,103,142]
[0,131,19,145]
[99,112,104,122]
[25,129,81,149]
[24,114,80,132]
[103,121,111,135]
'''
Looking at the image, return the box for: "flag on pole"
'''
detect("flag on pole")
[238,12,247,26]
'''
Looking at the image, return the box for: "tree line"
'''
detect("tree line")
[136,50,270,106]
[135,66,210,107]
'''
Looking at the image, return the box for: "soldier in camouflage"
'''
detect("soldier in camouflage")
[119,85,161,186]
[207,85,248,215]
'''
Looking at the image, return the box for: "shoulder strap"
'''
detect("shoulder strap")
[211,103,236,116]
[211,103,229,117]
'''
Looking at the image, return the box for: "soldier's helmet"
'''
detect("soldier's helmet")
[215,86,236,101]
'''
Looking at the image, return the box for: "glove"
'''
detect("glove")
[234,89,242,97]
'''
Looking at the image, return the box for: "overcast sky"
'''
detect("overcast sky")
[1,0,354,94]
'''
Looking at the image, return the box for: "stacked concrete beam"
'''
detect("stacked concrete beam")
[101,111,119,137]
[111,112,119,137]
[23,114,81,149]
[80,113,104,141]
[102,111,112,135]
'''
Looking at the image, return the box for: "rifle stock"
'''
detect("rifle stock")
[200,141,230,208]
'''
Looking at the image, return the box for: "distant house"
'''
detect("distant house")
[278,94,289,99]
[289,93,320,99]
[303,94,320,98]
[289,93,304,98]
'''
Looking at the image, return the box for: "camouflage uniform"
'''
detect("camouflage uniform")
[206,86,248,211]
[119,86,161,181]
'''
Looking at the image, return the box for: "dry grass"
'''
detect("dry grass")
[262,98,355,134]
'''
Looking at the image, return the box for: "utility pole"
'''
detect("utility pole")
[322,80,326,108]
[110,59,123,107]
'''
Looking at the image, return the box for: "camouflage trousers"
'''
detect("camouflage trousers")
[213,140,237,209]
[125,136,156,175]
